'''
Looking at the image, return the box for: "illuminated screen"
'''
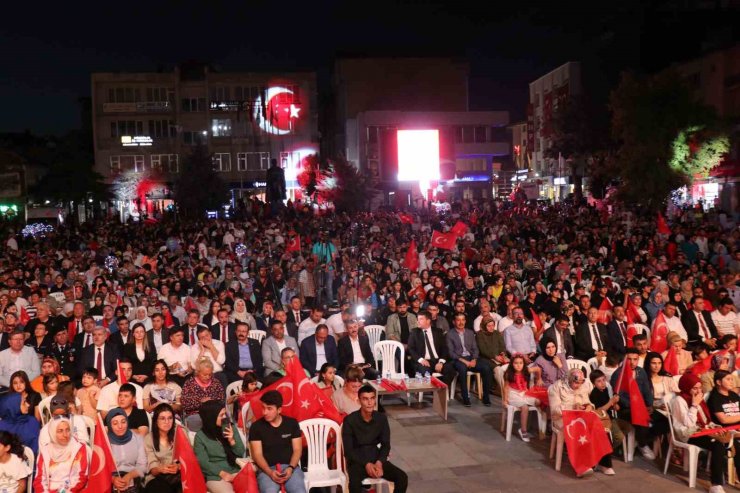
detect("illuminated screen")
[397,130,440,181]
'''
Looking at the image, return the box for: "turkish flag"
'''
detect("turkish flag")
[625,323,638,348]
[450,221,468,237]
[430,230,457,251]
[625,298,640,325]
[175,425,208,493]
[459,261,468,280]
[184,296,198,313]
[404,239,419,272]
[562,410,613,475]
[663,347,679,375]
[689,356,712,376]
[286,233,301,253]
[398,213,414,225]
[19,306,30,325]
[89,414,116,493]
[250,357,343,423]
[651,311,669,353]
[67,319,80,342]
[469,211,479,225]
[233,463,259,493]
[596,298,613,325]
[117,359,128,385]
[614,363,650,427]
[657,213,671,235]
[530,308,543,333]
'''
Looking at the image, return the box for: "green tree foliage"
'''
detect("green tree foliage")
[319,156,377,212]
[174,145,229,219]
[609,71,727,210]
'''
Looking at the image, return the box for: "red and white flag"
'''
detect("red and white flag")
[562,410,613,475]
[596,298,613,325]
[286,233,301,253]
[657,212,671,235]
[430,230,457,251]
[175,425,208,493]
[88,414,116,493]
[450,221,468,237]
[663,346,679,375]
[614,361,650,427]
[233,463,259,493]
[651,311,669,354]
[117,359,128,384]
[398,213,414,225]
[404,239,419,272]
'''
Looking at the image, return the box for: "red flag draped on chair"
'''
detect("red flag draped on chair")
[430,230,457,251]
[614,362,650,427]
[596,298,613,325]
[404,239,419,272]
[562,410,613,475]
[175,425,208,493]
[398,213,414,225]
[88,414,116,493]
[651,311,669,354]
[657,213,671,235]
[450,221,468,237]
[233,464,259,493]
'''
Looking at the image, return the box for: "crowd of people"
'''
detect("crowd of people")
[0,196,737,492]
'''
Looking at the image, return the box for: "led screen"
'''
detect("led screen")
[397,129,440,181]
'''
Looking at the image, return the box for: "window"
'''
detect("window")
[210,87,231,101]
[456,157,487,172]
[108,87,141,103]
[148,120,176,138]
[110,155,144,173]
[367,126,380,144]
[110,156,120,173]
[211,118,232,137]
[183,131,207,145]
[151,154,179,173]
[181,98,206,112]
[146,87,174,103]
[212,153,231,172]
[474,126,487,143]
[237,152,270,171]
[110,120,145,138]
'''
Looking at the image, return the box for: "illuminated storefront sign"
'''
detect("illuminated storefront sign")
[121,136,153,147]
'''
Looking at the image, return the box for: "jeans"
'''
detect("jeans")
[256,464,306,493]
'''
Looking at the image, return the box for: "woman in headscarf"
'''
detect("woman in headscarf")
[530,336,567,388]
[644,290,665,326]
[131,306,153,332]
[548,368,614,476]
[33,416,88,492]
[701,351,740,393]
[230,298,256,330]
[0,392,40,454]
[193,400,245,492]
[107,407,147,493]
[670,372,738,493]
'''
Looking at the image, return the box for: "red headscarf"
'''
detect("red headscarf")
[678,372,710,427]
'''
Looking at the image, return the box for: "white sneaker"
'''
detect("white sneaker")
[598,466,616,476]
[708,486,726,493]
[576,468,594,478]
[639,445,656,460]
[518,429,530,443]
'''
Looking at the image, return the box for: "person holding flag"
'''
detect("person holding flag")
[193,400,246,493]
[660,332,693,375]
[33,416,89,492]
[610,348,655,460]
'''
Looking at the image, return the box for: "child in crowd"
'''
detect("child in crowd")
[589,369,624,446]
[0,431,32,492]
[503,354,541,443]
[316,363,339,398]
[76,367,100,420]
[228,371,260,429]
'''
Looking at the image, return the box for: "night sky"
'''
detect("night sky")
[0,0,736,135]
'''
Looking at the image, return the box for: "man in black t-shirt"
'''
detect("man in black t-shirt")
[343,385,408,493]
[249,390,305,493]
[118,383,149,435]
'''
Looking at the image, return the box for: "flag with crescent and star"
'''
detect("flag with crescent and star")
[286,232,301,253]
[450,220,468,238]
[404,239,419,272]
[596,297,613,325]
[233,462,259,493]
[650,311,669,353]
[398,212,414,225]
[562,410,612,475]
[614,360,651,427]
[430,230,457,251]
[175,425,208,493]
[88,414,117,493]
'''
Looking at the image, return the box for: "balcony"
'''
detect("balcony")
[455,141,510,156]
[102,101,172,114]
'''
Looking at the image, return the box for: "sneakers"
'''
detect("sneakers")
[576,468,594,478]
[482,400,492,407]
[598,466,616,476]
[639,445,656,460]
[708,486,726,493]
[462,398,472,407]
[518,429,531,443]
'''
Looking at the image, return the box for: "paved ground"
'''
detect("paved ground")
[380,392,704,493]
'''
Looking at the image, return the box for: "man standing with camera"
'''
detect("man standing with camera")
[312,231,337,306]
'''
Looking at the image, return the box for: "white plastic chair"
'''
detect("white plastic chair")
[37,396,52,426]
[364,325,385,350]
[300,418,344,492]
[226,380,242,400]
[248,329,267,344]
[310,375,345,389]
[496,363,546,441]
[373,341,414,405]
[23,446,34,493]
[663,402,703,488]
[566,359,591,379]
[586,357,599,370]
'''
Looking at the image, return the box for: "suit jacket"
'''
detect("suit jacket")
[146,327,170,353]
[210,322,237,344]
[408,327,449,363]
[446,329,480,361]
[574,321,609,361]
[108,331,132,354]
[285,310,307,339]
[225,338,264,381]
[682,310,719,346]
[337,335,375,372]
[300,335,339,374]
[261,335,299,373]
[385,313,418,343]
[606,319,630,355]
[256,315,273,333]
[0,332,10,352]
[45,343,76,378]
[72,330,96,357]
[543,326,575,358]
[76,343,119,382]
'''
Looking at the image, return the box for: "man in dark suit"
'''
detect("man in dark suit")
[76,325,119,385]
[574,307,608,362]
[543,315,575,358]
[445,313,492,407]
[408,311,456,386]
[72,316,98,358]
[607,306,630,356]
[108,317,131,354]
[45,326,76,378]
[285,296,306,340]
[224,322,263,382]
[300,324,338,375]
[147,313,170,354]
[574,295,591,326]
[682,296,719,349]
[210,308,237,344]
[337,319,377,379]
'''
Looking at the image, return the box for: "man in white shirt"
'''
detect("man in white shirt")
[0,331,40,387]
[157,326,192,386]
[96,359,144,418]
[473,299,501,333]
[658,302,688,342]
[497,303,516,333]
[190,325,227,388]
[297,306,327,345]
[712,299,740,337]
[325,308,350,339]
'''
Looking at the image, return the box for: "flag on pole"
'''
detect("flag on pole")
[596,297,613,325]
[398,213,414,224]
[562,410,613,475]
[404,239,419,272]
[117,359,128,385]
[88,414,116,493]
[175,425,208,493]
[430,230,457,251]
[650,311,669,354]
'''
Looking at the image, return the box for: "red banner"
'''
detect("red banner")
[562,410,613,475]
[430,230,457,251]
[404,239,419,272]
[175,425,208,493]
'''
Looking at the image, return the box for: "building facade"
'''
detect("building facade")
[91,64,319,218]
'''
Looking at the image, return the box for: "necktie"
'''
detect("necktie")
[295,311,300,323]
[85,334,91,347]
[221,324,227,342]
[96,347,103,379]
[424,330,437,360]
[591,324,603,351]
[697,312,710,339]
[619,322,626,344]
[190,328,196,345]
[76,320,81,335]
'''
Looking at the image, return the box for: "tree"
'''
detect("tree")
[318,156,378,212]
[173,145,229,219]
[609,71,728,210]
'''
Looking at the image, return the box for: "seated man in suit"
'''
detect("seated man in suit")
[682,295,719,349]
[261,319,299,376]
[574,307,608,362]
[300,324,338,376]
[147,313,170,354]
[285,295,306,340]
[408,311,456,386]
[76,325,118,387]
[607,306,630,356]
[225,321,263,383]
[337,319,378,380]
[108,316,131,354]
[446,313,493,407]
[210,308,236,344]
[543,315,575,359]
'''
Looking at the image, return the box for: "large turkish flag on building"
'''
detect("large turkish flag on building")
[562,410,612,475]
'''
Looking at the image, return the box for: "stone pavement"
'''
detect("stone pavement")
[379,392,703,493]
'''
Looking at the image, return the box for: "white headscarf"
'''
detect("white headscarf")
[44,417,83,464]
